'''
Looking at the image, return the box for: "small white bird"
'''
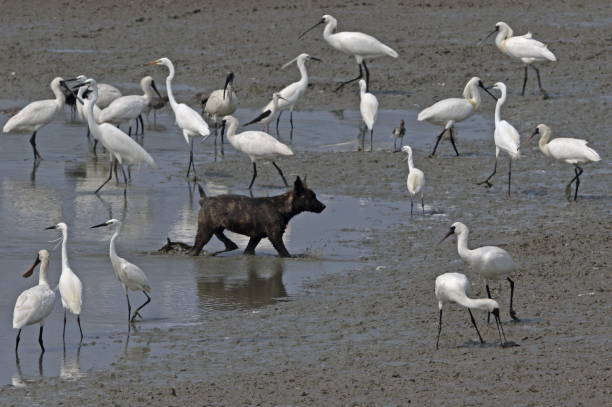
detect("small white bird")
[418,77,497,157]
[203,72,237,152]
[435,272,510,349]
[359,79,378,152]
[530,124,601,201]
[13,250,56,353]
[299,14,398,91]
[481,21,557,97]
[401,145,425,215]
[146,57,210,180]
[392,120,405,152]
[98,76,162,136]
[244,93,286,132]
[441,222,519,321]
[222,115,294,189]
[263,53,321,136]
[91,219,152,325]
[477,82,520,196]
[3,77,68,161]
[94,83,123,110]
[46,222,83,342]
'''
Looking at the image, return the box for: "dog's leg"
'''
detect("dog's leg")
[268,231,291,258]
[244,237,262,255]
[189,225,214,256]
[211,230,239,256]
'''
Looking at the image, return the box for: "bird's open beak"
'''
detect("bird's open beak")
[477,27,499,46]
[529,128,539,142]
[22,254,41,278]
[479,82,498,100]
[309,57,322,62]
[151,80,163,99]
[439,228,454,244]
[298,19,325,40]
[44,225,56,230]
[144,59,160,66]
[223,72,234,99]
[90,222,109,229]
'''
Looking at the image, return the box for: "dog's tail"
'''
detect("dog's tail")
[197,183,207,198]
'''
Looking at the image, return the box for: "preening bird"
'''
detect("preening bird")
[418,77,497,157]
[441,222,520,322]
[299,14,398,91]
[435,272,510,349]
[13,250,56,353]
[530,124,601,201]
[3,77,69,161]
[477,82,520,197]
[243,93,286,132]
[94,83,123,109]
[203,72,237,151]
[401,145,425,215]
[45,222,83,342]
[392,120,405,152]
[222,115,294,189]
[91,219,152,326]
[145,57,210,180]
[480,21,556,97]
[359,79,378,152]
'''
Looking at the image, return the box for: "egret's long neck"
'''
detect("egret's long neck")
[165,63,179,110]
[494,90,506,125]
[38,258,50,286]
[407,152,415,171]
[464,82,481,110]
[297,58,309,86]
[225,120,238,145]
[84,87,100,134]
[52,82,66,108]
[109,226,120,265]
[538,133,551,156]
[456,230,475,263]
[61,229,70,271]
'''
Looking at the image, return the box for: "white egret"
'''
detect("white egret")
[91,219,152,325]
[480,22,556,96]
[3,77,69,161]
[98,76,162,136]
[45,222,83,342]
[435,272,510,349]
[441,222,520,322]
[263,53,321,136]
[75,85,101,149]
[13,250,56,353]
[203,72,237,151]
[95,83,123,109]
[477,82,520,197]
[243,93,286,133]
[392,120,405,152]
[145,57,210,180]
[401,145,425,215]
[417,77,497,157]
[222,115,294,189]
[530,124,601,200]
[359,79,378,152]
[298,14,398,91]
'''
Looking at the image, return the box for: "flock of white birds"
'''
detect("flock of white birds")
[5,14,603,351]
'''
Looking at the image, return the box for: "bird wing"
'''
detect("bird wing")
[96,84,122,109]
[234,131,293,157]
[407,169,425,194]
[360,93,378,129]
[59,272,83,314]
[13,286,55,328]
[3,100,59,132]
[99,96,146,122]
[495,120,521,158]
[548,138,601,162]
[504,36,556,61]
[334,32,398,58]
[175,103,210,138]
[418,98,473,124]
[121,260,151,292]
[98,124,155,167]
[204,89,237,117]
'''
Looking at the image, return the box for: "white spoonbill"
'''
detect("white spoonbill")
[299,14,398,91]
[435,272,511,349]
[203,72,237,152]
[98,76,162,136]
[13,250,56,353]
[359,79,378,152]
[441,222,520,322]
[530,124,601,201]
[477,82,520,197]
[480,22,556,97]
[3,77,69,161]
[392,120,405,152]
[145,57,210,180]
[222,115,294,189]
[263,53,321,136]
[243,92,287,133]
[46,222,83,342]
[80,78,155,195]
[418,77,497,157]
[401,145,425,215]
[91,219,152,325]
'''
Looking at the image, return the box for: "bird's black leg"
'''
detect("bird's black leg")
[62,309,67,342]
[436,309,443,350]
[128,125,132,137]
[187,139,197,180]
[428,128,446,158]
[334,63,363,92]
[131,292,151,322]
[521,65,528,96]
[421,196,425,214]
[507,277,519,321]
[276,111,283,137]
[95,160,114,194]
[92,139,98,155]
[139,115,145,135]
[126,289,132,326]
[370,129,374,152]
[272,161,289,187]
[30,131,42,161]
[15,329,21,353]
[574,165,583,201]
[38,326,45,352]
[220,120,226,156]
[410,197,414,217]
[248,162,258,189]
[449,127,460,156]
[289,111,294,131]
[485,284,493,324]
[565,165,581,201]
[530,64,546,95]
[77,315,83,341]
[468,309,485,344]
[507,158,512,198]
[363,60,370,91]
[494,313,508,346]
[477,157,497,188]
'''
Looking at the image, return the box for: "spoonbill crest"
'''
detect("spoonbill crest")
[359,79,378,152]
[401,145,425,215]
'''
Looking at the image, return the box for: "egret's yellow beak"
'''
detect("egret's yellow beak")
[144,59,160,66]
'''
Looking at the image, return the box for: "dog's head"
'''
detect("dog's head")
[291,176,325,214]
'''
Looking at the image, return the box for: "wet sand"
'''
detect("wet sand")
[1,0,611,405]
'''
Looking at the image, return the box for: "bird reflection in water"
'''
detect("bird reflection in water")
[61,343,84,381]
[13,352,44,388]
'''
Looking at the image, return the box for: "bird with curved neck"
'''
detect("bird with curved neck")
[441,222,520,322]
[244,92,287,133]
[45,222,83,342]
[91,219,152,326]
[401,145,425,215]
[145,57,210,180]
[13,250,56,353]
[530,124,601,201]
[418,77,496,157]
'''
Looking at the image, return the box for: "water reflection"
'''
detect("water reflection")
[13,353,44,388]
[60,343,84,381]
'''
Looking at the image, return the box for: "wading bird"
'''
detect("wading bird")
[91,219,152,325]
[299,14,398,91]
[480,22,556,97]
[359,79,378,152]
[45,223,83,342]
[263,53,321,136]
[243,93,286,133]
[441,222,520,322]
[145,58,210,180]
[3,77,69,161]
[203,72,237,151]
[477,82,520,197]
[392,120,405,152]
[530,124,601,201]
[93,83,122,110]
[435,272,509,349]
[222,115,293,189]
[401,145,425,215]
[75,86,101,149]
[417,77,497,157]
[13,250,56,353]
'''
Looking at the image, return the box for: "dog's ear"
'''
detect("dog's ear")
[294,176,305,194]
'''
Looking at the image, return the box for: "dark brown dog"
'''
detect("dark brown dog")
[189,177,325,257]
